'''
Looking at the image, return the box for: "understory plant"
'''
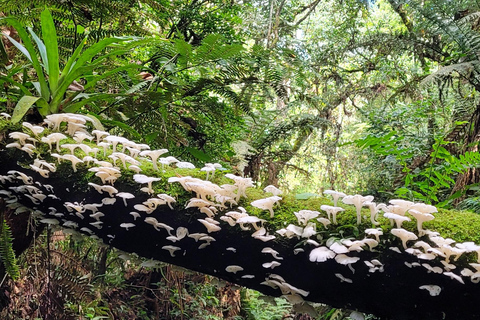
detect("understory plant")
[1,8,149,121]
[357,131,480,206]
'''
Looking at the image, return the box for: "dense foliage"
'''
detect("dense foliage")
[1,0,480,318]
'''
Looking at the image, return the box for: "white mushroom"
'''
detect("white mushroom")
[408,209,435,236]
[129,212,141,220]
[264,185,282,196]
[444,272,465,284]
[133,174,161,195]
[262,261,281,269]
[391,228,418,250]
[139,149,168,171]
[335,273,353,283]
[162,245,181,257]
[320,205,345,224]
[261,247,283,260]
[294,210,320,226]
[323,190,346,207]
[61,154,83,172]
[198,219,221,233]
[383,212,411,228]
[342,194,374,225]
[419,285,442,296]
[225,265,244,274]
[120,223,136,231]
[117,192,135,206]
[251,196,282,218]
[365,228,383,242]
[309,246,335,262]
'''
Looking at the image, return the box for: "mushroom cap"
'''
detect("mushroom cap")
[251,196,282,210]
[225,265,244,274]
[320,205,345,214]
[117,192,135,199]
[188,233,209,242]
[389,199,414,208]
[335,273,353,283]
[365,228,383,236]
[456,242,480,252]
[410,203,438,214]
[419,285,442,296]
[120,223,136,230]
[140,149,168,159]
[408,209,435,222]
[309,246,335,262]
[198,219,222,233]
[335,254,360,265]
[324,190,347,197]
[162,245,181,257]
[329,242,349,254]
[317,217,331,228]
[342,194,374,207]
[391,228,417,239]
[176,161,196,169]
[133,174,161,184]
[236,216,264,224]
[263,185,283,196]
[262,261,281,269]
[61,154,83,164]
[384,212,411,223]
[391,228,418,248]
[261,247,283,260]
[294,210,320,226]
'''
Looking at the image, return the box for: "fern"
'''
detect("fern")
[457,196,480,213]
[401,146,480,204]
[0,217,20,280]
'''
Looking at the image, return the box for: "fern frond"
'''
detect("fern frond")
[457,196,480,213]
[457,11,480,30]
[422,61,478,85]
[0,218,20,280]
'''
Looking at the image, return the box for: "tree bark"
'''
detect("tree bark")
[0,140,479,320]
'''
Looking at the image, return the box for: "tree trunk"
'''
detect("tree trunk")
[1,121,480,320]
[0,147,479,320]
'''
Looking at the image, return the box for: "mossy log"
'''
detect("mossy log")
[1,117,480,320]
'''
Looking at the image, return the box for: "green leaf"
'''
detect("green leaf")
[28,28,48,71]
[60,36,87,78]
[41,8,59,93]
[295,192,320,199]
[101,119,141,140]
[62,93,120,114]
[2,33,31,61]
[144,132,159,144]
[83,113,105,131]
[83,64,143,89]
[186,147,212,162]
[11,96,41,123]
[3,17,50,100]
[0,76,30,95]
[51,38,142,112]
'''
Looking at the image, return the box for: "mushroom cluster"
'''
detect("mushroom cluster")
[3,113,480,308]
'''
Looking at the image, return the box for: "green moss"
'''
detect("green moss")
[7,119,480,247]
[0,119,21,134]
[425,209,480,243]
[236,188,480,246]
